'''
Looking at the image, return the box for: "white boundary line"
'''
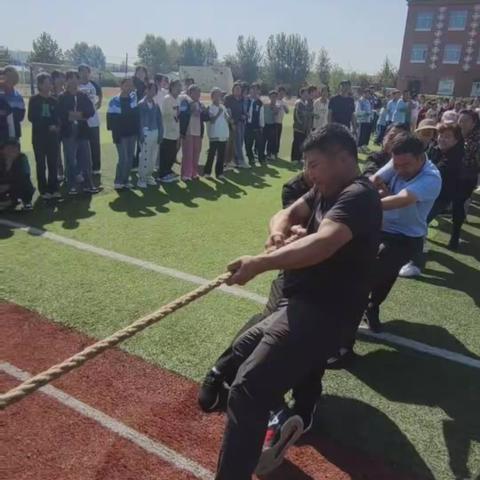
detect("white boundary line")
[1,362,214,480]
[2,218,480,370]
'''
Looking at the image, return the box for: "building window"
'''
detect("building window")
[416,12,434,31]
[471,81,480,97]
[411,44,428,63]
[443,44,462,64]
[438,79,455,96]
[448,10,468,30]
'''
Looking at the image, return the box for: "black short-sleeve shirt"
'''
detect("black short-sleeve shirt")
[328,95,355,128]
[283,177,382,317]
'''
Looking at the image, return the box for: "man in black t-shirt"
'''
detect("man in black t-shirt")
[328,80,357,133]
[213,125,382,480]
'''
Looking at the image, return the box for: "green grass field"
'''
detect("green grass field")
[1,99,479,480]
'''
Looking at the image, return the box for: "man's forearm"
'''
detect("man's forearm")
[256,231,339,272]
[381,192,415,210]
[269,209,292,236]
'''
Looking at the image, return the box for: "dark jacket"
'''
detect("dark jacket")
[56,91,95,140]
[106,93,140,144]
[282,172,311,208]
[27,94,58,143]
[224,94,244,123]
[429,142,464,200]
[0,89,25,139]
[138,98,163,144]
[363,151,391,177]
[462,127,480,180]
[246,98,263,130]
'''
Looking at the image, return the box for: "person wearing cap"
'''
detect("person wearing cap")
[0,139,35,211]
[415,118,438,151]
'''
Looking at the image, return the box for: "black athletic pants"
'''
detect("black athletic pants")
[274,123,282,156]
[291,130,306,162]
[263,124,278,157]
[245,125,265,164]
[358,122,372,147]
[369,232,423,308]
[215,296,338,480]
[158,139,178,178]
[33,135,59,194]
[204,141,226,177]
[89,126,101,172]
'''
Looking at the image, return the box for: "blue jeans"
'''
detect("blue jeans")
[114,136,136,185]
[62,136,93,189]
[234,122,246,166]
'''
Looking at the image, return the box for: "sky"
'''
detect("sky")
[5,0,408,74]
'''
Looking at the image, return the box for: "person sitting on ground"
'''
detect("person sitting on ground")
[106,77,140,190]
[363,123,409,177]
[204,125,383,480]
[137,81,163,189]
[204,87,230,180]
[364,134,442,333]
[28,72,61,200]
[0,139,34,211]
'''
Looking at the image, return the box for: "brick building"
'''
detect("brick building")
[398,0,480,97]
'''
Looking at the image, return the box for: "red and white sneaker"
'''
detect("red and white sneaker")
[255,408,305,476]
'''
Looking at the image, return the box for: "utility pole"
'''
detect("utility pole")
[125,53,128,77]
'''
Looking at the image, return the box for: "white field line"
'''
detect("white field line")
[1,362,214,480]
[2,218,480,370]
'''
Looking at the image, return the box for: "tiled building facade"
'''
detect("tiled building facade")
[398,0,480,97]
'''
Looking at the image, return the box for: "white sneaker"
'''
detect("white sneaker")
[41,193,52,200]
[125,182,134,189]
[51,191,62,199]
[68,187,79,196]
[92,170,102,175]
[182,176,192,182]
[114,183,125,190]
[237,163,251,169]
[423,243,429,254]
[22,202,33,211]
[399,262,421,278]
[217,175,226,181]
[137,180,147,189]
[131,167,138,173]
[204,174,213,179]
[147,177,157,186]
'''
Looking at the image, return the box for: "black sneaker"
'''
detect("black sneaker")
[364,304,382,333]
[198,369,229,413]
[255,408,305,476]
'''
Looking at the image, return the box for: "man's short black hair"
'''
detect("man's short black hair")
[65,70,80,80]
[51,70,65,80]
[302,123,358,161]
[36,72,50,87]
[154,73,166,83]
[120,76,133,86]
[78,64,91,73]
[390,133,425,157]
[307,85,317,94]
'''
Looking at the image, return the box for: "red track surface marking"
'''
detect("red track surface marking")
[1,303,422,479]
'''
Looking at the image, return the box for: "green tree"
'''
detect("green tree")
[29,32,63,64]
[167,40,181,70]
[316,47,331,87]
[179,38,204,66]
[137,34,169,73]
[203,38,218,66]
[265,33,312,92]
[223,54,242,81]
[65,42,106,70]
[235,35,262,83]
[376,56,398,88]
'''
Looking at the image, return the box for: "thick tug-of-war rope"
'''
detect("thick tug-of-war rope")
[0,271,233,410]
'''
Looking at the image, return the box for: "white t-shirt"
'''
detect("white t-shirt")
[275,99,289,124]
[162,94,180,140]
[207,104,229,141]
[155,88,168,111]
[313,98,329,130]
[78,81,100,128]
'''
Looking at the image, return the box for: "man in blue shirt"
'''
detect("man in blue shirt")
[386,90,400,124]
[365,133,441,332]
[392,90,411,127]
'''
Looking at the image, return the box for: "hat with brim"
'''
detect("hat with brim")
[415,119,438,133]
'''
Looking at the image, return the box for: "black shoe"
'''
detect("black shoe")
[448,237,460,251]
[364,305,382,333]
[326,348,357,370]
[198,369,229,413]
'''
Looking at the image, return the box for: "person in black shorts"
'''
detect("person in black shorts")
[210,124,382,480]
